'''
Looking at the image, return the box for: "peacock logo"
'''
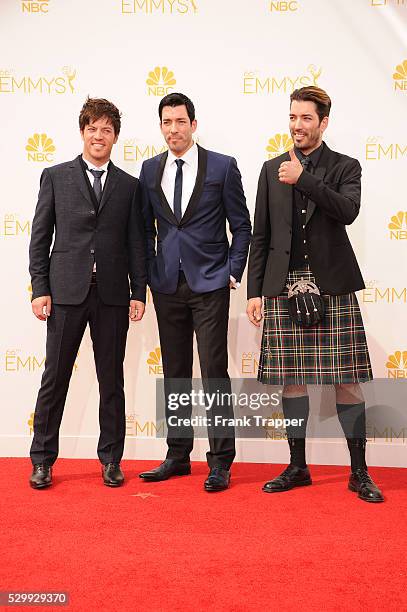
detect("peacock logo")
[146,66,176,96]
[386,351,407,378]
[26,133,55,162]
[388,211,407,239]
[393,59,407,91]
[147,347,163,375]
[266,133,293,159]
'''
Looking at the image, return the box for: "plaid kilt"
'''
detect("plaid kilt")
[258,267,373,385]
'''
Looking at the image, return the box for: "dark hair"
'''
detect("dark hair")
[79,97,121,135]
[158,92,195,123]
[290,86,331,123]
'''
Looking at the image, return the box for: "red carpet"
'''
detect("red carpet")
[0,459,405,611]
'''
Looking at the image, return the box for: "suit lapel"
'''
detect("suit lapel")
[277,152,293,226]
[305,145,329,225]
[98,161,119,215]
[180,145,207,226]
[155,150,178,225]
[71,155,94,207]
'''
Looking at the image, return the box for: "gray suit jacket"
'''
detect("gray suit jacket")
[29,155,146,305]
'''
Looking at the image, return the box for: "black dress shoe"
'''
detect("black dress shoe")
[102,463,124,487]
[139,459,191,482]
[263,464,312,493]
[29,464,52,489]
[204,466,230,492]
[348,468,384,503]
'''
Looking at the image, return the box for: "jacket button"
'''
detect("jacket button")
[90,210,95,215]
[285,250,289,255]
[90,249,95,254]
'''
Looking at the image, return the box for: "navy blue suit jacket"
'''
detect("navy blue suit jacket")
[139,145,251,294]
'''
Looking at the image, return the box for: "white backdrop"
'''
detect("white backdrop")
[0,0,406,466]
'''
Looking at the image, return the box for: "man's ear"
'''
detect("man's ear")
[321,116,329,134]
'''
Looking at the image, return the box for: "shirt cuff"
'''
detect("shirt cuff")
[230,275,240,288]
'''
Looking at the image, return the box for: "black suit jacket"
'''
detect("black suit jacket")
[29,155,146,306]
[247,143,365,298]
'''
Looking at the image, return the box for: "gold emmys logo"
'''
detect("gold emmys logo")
[241,352,259,375]
[388,211,407,239]
[21,0,50,13]
[243,65,322,95]
[123,139,167,162]
[146,66,176,96]
[365,137,407,160]
[5,350,45,372]
[269,0,299,11]
[393,59,407,91]
[122,0,198,15]
[1,214,31,237]
[0,66,76,95]
[362,281,406,303]
[266,134,293,159]
[126,414,165,437]
[147,347,163,375]
[26,133,56,162]
[5,349,78,372]
[386,351,407,378]
[28,413,34,435]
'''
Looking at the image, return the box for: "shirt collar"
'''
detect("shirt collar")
[82,155,110,173]
[167,141,198,167]
[294,141,324,167]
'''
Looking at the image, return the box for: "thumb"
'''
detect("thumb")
[289,148,297,162]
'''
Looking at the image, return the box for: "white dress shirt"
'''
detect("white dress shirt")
[82,156,109,272]
[161,142,198,215]
[82,156,109,189]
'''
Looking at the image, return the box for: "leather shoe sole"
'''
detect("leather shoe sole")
[348,482,384,503]
[204,482,229,492]
[262,479,312,493]
[29,479,52,490]
[139,464,191,481]
[103,478,123,488]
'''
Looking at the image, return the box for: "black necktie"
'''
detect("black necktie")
[301,157,311,172]
[89,169,105,205]
[300,157,311,201]
[173,159,185,222]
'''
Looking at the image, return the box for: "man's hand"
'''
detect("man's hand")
[129,300,145,322]
[32,296,52,321]
[246,297,263,327]
[278,149,303,185]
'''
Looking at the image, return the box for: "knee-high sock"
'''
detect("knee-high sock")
[282,396,309,469]
[336,402,367,471]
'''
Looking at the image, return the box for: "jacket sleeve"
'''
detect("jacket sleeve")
[247,162,271,299]
[223,157,252,283]
[28,168,55,300]
[295,157,361,225]
[128,181,147,303]
[139,163,157,265]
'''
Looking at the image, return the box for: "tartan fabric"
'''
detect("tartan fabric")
[258,267,373,385]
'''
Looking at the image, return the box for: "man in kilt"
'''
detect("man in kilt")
[247,86,383,503]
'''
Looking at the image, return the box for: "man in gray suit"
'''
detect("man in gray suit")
[28,97,146,489]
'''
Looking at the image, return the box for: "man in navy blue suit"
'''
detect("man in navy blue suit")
[139,93,251,491]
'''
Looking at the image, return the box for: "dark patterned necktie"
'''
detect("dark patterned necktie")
[301,157,311,172]
[89,169,105,204]
[173,159,185,222]
[300,157,311,200]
